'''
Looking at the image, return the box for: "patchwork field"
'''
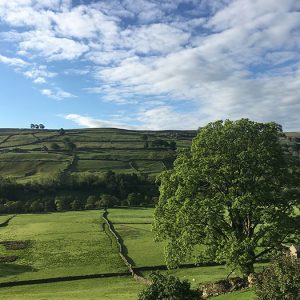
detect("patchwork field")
[0,128,195,181]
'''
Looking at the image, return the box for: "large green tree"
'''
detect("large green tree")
[153,119,300,276]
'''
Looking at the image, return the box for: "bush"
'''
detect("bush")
[138,272,197,300]
[50,142,60,150]
[85,195,97,209]
[256,255,300,300]
[98,194,119,208]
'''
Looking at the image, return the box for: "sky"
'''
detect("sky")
[0,0,299,131]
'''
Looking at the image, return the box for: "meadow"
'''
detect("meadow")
[0,208,258,299]
[0,211,126,282]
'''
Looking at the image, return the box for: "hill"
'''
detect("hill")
[0,127,298,214]
[0,128,299,182]
[0,128,196,182]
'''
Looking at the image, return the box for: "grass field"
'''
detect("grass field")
[0,209,262,299]
[0,277,144,300]
[108,208,154,224]
[0,211,126,282]
[214,289,255,299]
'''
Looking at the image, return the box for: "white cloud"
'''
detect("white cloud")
[64,114,134,129]
[19,30,89,60]
[0,0,300,130]
[137,106,201,130]
[53,5,119,40]
[41,88,76,100]
[0,54,28,67]
[121,23,190,54]
[23,65,56,83]
[33,77,46,84]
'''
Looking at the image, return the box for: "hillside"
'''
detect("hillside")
[0,128,196,182]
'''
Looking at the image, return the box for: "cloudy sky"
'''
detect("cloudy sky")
[0,0,299,130]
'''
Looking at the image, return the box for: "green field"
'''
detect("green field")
[0,128,195,181]
[0,211,126,282]
[0,277,143,300]
[0,209,260,299]
[108,208,166,267]
[214,289,254,299]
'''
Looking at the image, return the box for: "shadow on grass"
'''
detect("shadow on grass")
[0,263,36,277]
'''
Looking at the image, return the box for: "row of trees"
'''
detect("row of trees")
[0,192,157,214]
[0,170,159,214]
[30,124,45,129]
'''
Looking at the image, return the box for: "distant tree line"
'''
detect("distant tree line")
[30,124,45,129]
[0,171,159,214]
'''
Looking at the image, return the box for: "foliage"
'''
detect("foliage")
[138,272,196,300]
[153,119,300,276]
[50,142,60,150]
[59,128,65,135]
[256,255,300,300]
[85,195,97,209]
[151,139,170,148]
[30,124,44,129]
[99,194,119,208]
[126,192,142,206]
[169,141,176,150]
[0,170,159,213]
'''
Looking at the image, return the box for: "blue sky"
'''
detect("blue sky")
[0,0,299,130]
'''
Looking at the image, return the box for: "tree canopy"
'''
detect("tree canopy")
[153,119,300,276]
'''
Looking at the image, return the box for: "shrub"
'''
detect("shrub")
[50,142,60,150]
[85,195,97,209]
[98,194,119,208]
[138,272,197,300]
[256,255,300,300]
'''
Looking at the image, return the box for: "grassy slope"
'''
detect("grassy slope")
[0,128,195,181]
[0,211,126,282]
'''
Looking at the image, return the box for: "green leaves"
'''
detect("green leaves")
[153,119,300,276]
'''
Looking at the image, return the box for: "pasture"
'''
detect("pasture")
[0,277,143,300]
[0,208,264,299]
[0,211,126,282]
[108,208,166,266]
